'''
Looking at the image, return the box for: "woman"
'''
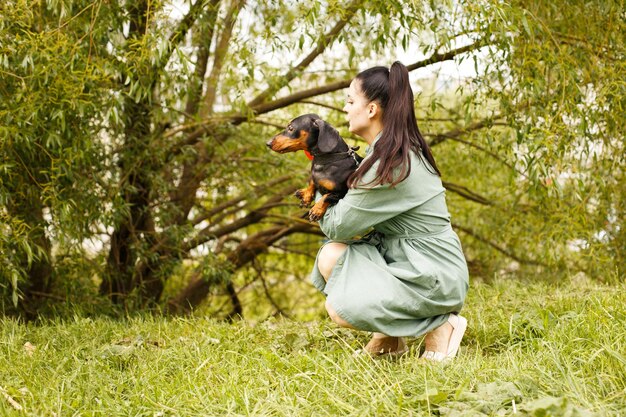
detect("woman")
[311,61,469,360]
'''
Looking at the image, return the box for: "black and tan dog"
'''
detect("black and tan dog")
[266,114,363,222]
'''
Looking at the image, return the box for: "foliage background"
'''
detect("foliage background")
[0,0,624,318]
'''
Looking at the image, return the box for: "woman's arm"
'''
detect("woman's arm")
[318,184,413,240]
[318,156,443,240]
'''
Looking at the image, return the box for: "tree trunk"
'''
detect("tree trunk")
[100,0,162,306]
[101,83,156,304]
[167,224,317,314]
[101,105,156,304]
[6,189,53,314]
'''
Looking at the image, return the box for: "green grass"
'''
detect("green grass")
[1,277,625,416]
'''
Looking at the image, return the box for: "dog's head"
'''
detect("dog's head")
[266,114,343,155]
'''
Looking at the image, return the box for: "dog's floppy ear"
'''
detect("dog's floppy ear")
[313,118,341,153]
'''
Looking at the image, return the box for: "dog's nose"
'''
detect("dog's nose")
[266,140,273,148]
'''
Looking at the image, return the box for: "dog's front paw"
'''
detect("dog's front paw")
[295,189,313,207]
[308,206,325,222]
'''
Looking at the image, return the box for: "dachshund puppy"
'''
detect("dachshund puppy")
[266,114,362,221]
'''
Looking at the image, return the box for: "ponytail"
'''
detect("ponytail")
[348,61,440,188]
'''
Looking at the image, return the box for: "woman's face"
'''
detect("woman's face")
[343,79,372,137]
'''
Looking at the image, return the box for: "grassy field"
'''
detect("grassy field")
[1,277,625,416]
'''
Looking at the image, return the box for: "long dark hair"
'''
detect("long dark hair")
[348,61,440,188]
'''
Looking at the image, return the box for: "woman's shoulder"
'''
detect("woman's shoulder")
[354,152,440,191]
[402,152,444,194]
[409,150,438,176]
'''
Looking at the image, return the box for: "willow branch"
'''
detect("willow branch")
[247,119,285,129]
[299,100,346,113]
[200,0,246,116]
[166,223,318,314]
[428,114,499,147]
[253,260,291,319]
[553,32,623,62]
[453,223,548,266]
[425,129,518,174]
[184,185,298,251]
[406,39,489,71]
[184,0,222,117]
[191,175,294,225]
[247,0,363,107]
[177,39,490,145]
[154,0,206,74]
[250,39,490,117]
[244,79,351,117]
[225,281,243,321]
[442,181,493,206]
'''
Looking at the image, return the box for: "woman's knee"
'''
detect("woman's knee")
[325,300,354,329]
[317,242,347,281]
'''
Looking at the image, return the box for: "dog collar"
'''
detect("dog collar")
[312,146,360,166]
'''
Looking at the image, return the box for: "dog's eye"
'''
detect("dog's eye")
[287,126,294,132]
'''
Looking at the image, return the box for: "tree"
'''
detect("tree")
[1,0,623,318]
[0,1,109,314]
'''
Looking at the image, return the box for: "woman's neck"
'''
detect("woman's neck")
[362,121,384,144]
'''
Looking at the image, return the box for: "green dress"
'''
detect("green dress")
[310,136,469,337]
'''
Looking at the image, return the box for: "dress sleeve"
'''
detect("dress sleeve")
[317,183,412,240]
[318,154,445,240]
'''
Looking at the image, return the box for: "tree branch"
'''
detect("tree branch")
[453,223,548,266]
[184,0,222,117]
[442,181,493,206]
[200,0,246,116]
[154,0,207,74]
[247,0,362,107]
[425,128,521,174]
[406,39,489,72]
[253,259,291,319]
[167,223,318,314]
[553,32,623,62]
[175,39,491,145]
[245,79,352,117]
[184,185,298,251]
[248,39,490,117]
[299,99,346,113]
[427,113,499,147]
[191,175,294,225]
[225,281,242,321]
